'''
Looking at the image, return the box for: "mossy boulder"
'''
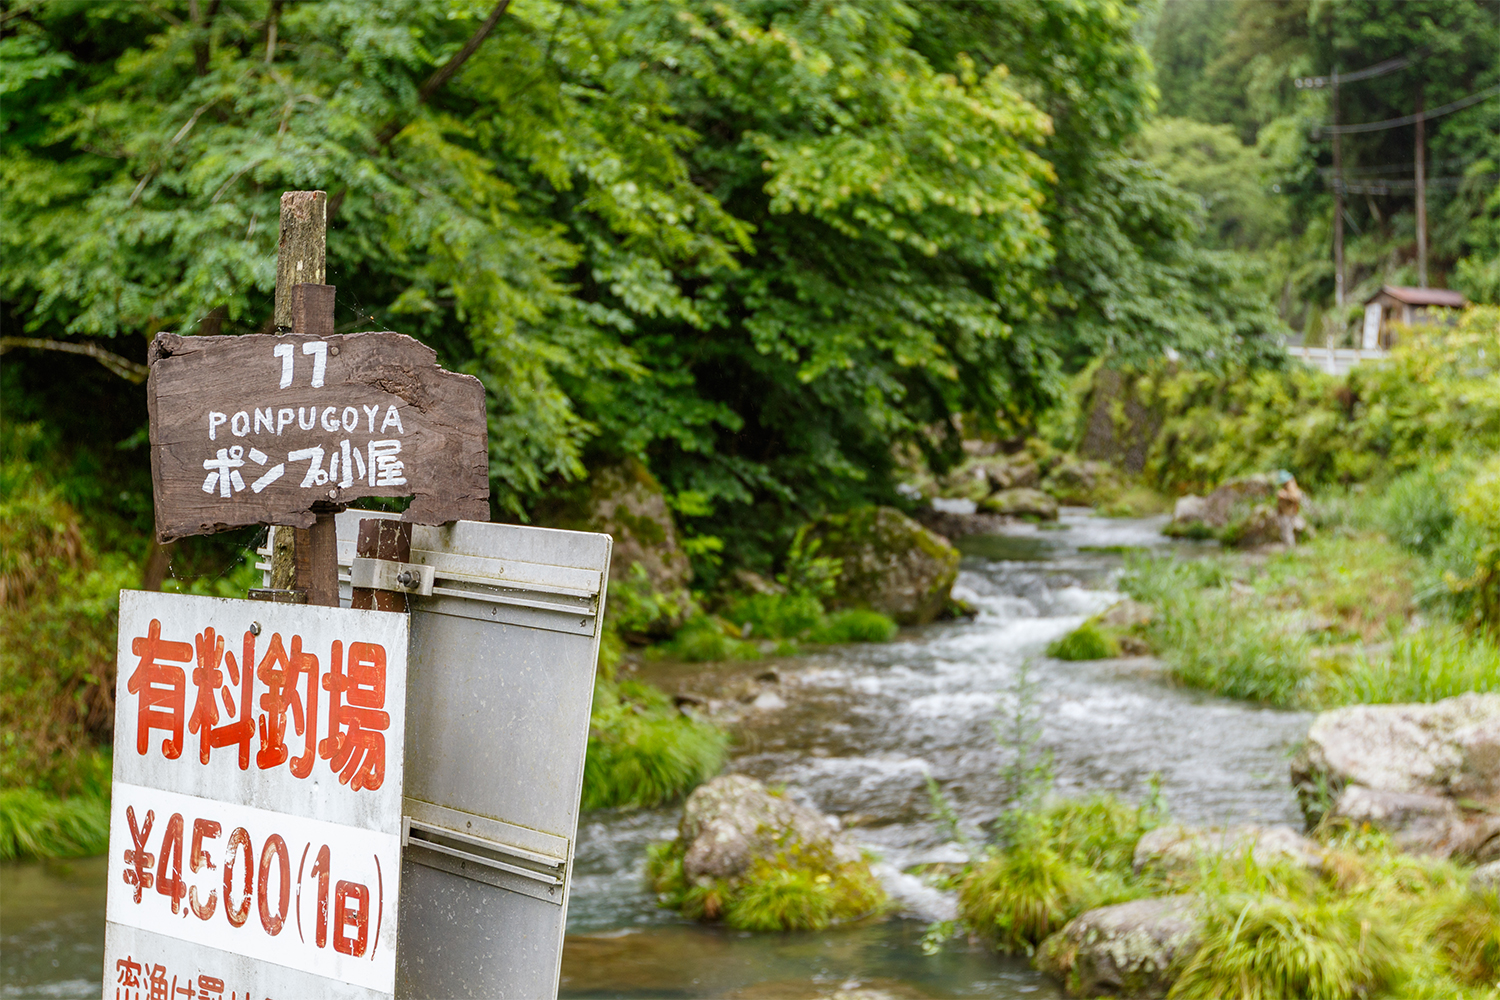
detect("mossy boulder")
[1041,457,1119,506]
[1035,896,1200,999]
[1133,824,1324,876]
[800,506,960,626]
[647,774,888,931]
[538,459,695,639]
[979,487,1060,521]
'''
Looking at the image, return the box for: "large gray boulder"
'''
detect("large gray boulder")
[677,775,861,882]
[1036,896,1200,998]
[1133,824,1323,875]
[1290,694,1500,860]
[800,506,960,626]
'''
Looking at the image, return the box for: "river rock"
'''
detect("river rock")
[1470,859,1500,893]
[1035,896,1200,998]
[1041,457,1116,506]
[1290,694,1500,860]
[1099,599,1153,629]
[1133,823,1323,875]
[677,775,861,883]
[800,506,960,626]
[1168,475,1273,533]
[978,487,1059,521]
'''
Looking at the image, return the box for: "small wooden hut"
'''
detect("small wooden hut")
[1362,285,1467,349]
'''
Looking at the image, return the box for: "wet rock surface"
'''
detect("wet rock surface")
[802,506,960,625]
[1168,476,1273,533]
[980,487,1060,521]
[678,774,862,882]
[1133,823,1324,874]
[1290,693,1500,860]
[1036,896,1199,999]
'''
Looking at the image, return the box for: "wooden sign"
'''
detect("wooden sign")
[147,331,488,542]
[105,591,409,999]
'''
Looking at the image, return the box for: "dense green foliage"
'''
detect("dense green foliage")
[3,0,1288,572]
[1146,0,1500,317]
[1091,306,1500,495]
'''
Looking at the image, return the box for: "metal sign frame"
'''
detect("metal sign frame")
[259,511,611,998]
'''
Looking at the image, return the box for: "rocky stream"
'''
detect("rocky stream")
[1,512,1314,999]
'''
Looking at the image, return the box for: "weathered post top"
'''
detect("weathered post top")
[274,190,327,332]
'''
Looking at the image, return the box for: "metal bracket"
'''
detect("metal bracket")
[246,588,307,604]
[349,556,434,596]
[403,816,567,904]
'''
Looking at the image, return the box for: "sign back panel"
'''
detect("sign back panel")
[105,592,408,1000]
[146,332,488,542]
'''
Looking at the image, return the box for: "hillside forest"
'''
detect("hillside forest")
[3,0,1500,859]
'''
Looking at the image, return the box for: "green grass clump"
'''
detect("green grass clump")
[648,837,888,932]
[582,680,727,810]
[1046,620,1120,661]
[0,787,110,860]
[809,608,898,644]
[1324,627,1500,705]
[958,794,1164,954]
[959,842,1086,952]
[658,615,762,662]
[1168,895,1400,1000]
[723,591,824,640]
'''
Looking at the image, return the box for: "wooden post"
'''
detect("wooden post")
[351,519,414,613]
[274,191,326,333]
[267,190,342,606]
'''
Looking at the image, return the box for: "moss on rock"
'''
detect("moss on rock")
[799,506,960,626]
[647,774,889,931]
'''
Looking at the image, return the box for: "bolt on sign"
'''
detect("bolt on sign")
[105,591,409,1000]
[146,331,488,542]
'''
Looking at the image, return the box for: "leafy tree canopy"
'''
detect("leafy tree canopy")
[2,0,1285,574]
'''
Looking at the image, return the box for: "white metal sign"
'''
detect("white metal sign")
[105,592,408,1000]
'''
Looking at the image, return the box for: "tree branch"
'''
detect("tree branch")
[375,0,511,148]
[0,338,150,383]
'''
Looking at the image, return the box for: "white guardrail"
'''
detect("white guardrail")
[1287,345,1390,375]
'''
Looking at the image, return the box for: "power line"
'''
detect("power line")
[1293,45,1430,90]
[1331,173,1500,195]
[1315,84,1500,136]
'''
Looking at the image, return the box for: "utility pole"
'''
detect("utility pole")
[1415,82,1427,287]
[1331,68,1345,327]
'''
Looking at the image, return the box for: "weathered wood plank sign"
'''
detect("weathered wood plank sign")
[147,330,488,542]
[104,591,410,1000]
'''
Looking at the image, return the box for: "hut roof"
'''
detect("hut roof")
[1368,285,1467,308]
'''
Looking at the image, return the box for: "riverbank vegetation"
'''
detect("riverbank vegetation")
[647,828,888,933]
[947,791,1499,999]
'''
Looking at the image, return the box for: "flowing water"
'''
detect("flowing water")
[2,513,1313,999]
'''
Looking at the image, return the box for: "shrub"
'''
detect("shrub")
[1379,466,1458,556]
[1169,895,1400,1000]
[1046,620,1120,660]
[582,680,727,809]
[0,784,110,860]
[722,590,824,640]
[809,609,898,644]
[658,615,761,662]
